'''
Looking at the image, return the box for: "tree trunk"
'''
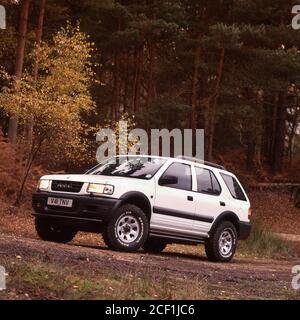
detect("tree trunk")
[206,47,225,161]
[133,47,143,113]
[33,0,46,81]
[246,131,256,171]
[190,42,201,157]
[146,43,156,107]
[254,90,263,170]
[191,45,201,134]
[146,0,156,110]
[111,52,121,122]
[146,43,156,133]
[261,95,273,163]
[269,93,279,165]
[8,0,30,144]
[15,138,42,206]
[27,0,46,144]
[272,91,287,174]
[123,50,130,113]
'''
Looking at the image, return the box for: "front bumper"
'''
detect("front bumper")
[32,191,121,224]
[238,221,252,240]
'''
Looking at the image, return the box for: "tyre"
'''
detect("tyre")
[102,204,149,252]
[205,221,237,262]
[35,217,77,244]
[142,238,167,254]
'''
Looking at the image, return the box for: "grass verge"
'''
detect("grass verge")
[0,256,207,300]
[238,224,292,258]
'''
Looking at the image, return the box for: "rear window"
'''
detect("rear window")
[220,174,247,201]
[195,167,221,195]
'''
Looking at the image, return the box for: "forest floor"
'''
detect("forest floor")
[0,190,299,300]
[249,190,300,235]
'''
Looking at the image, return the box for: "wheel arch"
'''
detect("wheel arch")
[118,191,152,221]
[209,211,240,237]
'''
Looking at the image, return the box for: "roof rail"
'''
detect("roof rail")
[176,155,226,170]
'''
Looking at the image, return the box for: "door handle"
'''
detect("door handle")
[220,201,226,207]
[187,196,193,201]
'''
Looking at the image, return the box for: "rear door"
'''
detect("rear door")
[192,166,224,234]
[151,162,197,237]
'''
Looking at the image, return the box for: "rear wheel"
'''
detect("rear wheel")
[142,238,167,254]
[205,221,237,262]
[102,204,149,252]
[35,217,77,243]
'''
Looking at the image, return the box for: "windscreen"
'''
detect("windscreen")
[90,156,166,180]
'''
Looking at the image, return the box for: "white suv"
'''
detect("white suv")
[32,155,252,262]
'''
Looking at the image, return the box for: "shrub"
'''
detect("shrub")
[239,224,291,258]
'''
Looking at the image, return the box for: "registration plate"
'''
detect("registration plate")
[47,197,73,208]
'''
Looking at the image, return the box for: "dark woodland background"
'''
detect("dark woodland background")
[0,0,300,181]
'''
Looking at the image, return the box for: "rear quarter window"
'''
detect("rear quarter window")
[220,173,247,201]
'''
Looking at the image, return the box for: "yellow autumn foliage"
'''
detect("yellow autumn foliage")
[0,23,96,166]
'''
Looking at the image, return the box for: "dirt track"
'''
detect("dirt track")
[0,233,299,299]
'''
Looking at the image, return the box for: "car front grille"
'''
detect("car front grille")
[51,181,84,193]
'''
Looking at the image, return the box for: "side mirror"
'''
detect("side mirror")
[159,175,178,186]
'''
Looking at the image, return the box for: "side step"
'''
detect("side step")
[149,232,206,245]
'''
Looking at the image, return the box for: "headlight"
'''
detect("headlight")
[37,179,50,190]
[87,183,114,195]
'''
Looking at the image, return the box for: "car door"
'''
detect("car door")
[151,162,197,237]
[192,166,224,234]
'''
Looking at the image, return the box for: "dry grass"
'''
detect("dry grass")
[238,224,292,258]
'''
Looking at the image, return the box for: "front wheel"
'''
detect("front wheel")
[35,217,77,243]
[205,221,237,262]
[102,204,149,252]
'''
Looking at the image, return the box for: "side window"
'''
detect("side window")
[221,174,247,201]
[195,167,221,195]
[159,162,192,191]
